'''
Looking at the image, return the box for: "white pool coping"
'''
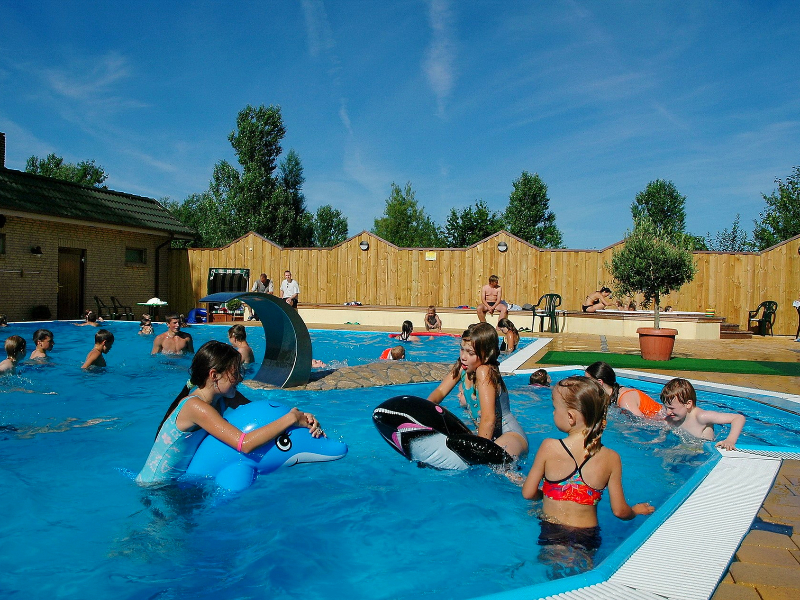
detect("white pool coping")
[499,337,551,373]
[473,366,800,600]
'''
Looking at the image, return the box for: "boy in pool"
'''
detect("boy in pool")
[0,335,26,374]
[75,310,101,326]
[82,329,114,369]
[380,345,405,360]
[660,378,746,450]
[30,329,54,359]
[228,324,255,364]
[139,314,154,335]
[151,313,194,355]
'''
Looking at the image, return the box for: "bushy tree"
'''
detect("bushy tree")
[443,200,503,247]
[753,166,800,250]
[312,205,348,247]
[631,180,687,235]
[608,217,696,329]
[706,215,755,252]
[372,182,443,247]
[504,171,563,248]
[25,153,107,187]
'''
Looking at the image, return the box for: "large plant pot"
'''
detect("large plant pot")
[636,327,678,361]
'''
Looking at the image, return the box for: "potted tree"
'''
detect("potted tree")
[608,217,696,360]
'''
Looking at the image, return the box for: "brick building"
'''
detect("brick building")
[0,134,195,321]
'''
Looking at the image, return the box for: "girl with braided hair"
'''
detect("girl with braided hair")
[522,376,653,567]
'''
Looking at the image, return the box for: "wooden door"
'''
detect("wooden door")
[58,248,85,319]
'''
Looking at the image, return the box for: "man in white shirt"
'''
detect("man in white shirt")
[245,273,273,320]
[280,270,300,308]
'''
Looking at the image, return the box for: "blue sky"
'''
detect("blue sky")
[1,1,798,249]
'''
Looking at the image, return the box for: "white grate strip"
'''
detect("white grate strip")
[608,454,780,600]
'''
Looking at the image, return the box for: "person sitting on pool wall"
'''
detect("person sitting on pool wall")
[660,378,745,450]
[0,335,26,375]
[424,306,442,332]
[82,329,114,369]
[477,274,508,322]
[427,322,528,460]
[30,329,54,360]
[522,376,654,578]
[582,287,613,313]
[585,361,663,419]
[151,313,194,355]
[136,340,324,484]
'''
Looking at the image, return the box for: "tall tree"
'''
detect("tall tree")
[25,153,108,187]
[443,200,503,247]
[313,205,349,247]
[753,166,800,250]
[631,179,687,235]
[706,215,755,252]
[372,182,443,247]
[504,171,563,248]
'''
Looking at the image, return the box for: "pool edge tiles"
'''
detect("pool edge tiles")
[499,337,551,373]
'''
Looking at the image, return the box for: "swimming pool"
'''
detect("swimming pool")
[1,322,797,599]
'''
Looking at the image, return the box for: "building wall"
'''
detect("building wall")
[168,231,800,336]
[0,214,172,321]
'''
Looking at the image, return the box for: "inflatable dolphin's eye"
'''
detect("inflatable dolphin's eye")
[276,434,292,452]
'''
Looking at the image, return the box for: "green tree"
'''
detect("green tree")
[504,171,563,248]
[753,166,800,250]
[372,182,443,247]
[312,204,349,247]
[631,180,687,235]
[609,217,696,329]
[25,153,108,187]
[443,200,503,247]
[706,215,755,252]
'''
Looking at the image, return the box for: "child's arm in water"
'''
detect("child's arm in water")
[179,397,322,454]
[521,439,553,500]
[605,448,655,520]
[697,408,746,450]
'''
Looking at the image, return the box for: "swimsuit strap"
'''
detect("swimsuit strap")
[557,438,595,476]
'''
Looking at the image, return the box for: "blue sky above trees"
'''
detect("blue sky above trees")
[1,0,798,249]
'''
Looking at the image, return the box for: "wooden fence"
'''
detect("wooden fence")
[168,231,800,336]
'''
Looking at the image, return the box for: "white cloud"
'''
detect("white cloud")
[301,0,335,58]
[423,0,456,117]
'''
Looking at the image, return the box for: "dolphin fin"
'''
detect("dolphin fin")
[446,435,513,466]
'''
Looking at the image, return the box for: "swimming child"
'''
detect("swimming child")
[660,378,745,450]
[522,376,654,576]
[398,320,416,342]
[380,346,405,360]
[136,340,323,484]
[228,324,255,364]
[82,329,114,369]
[138,314,153,335]
[585,361,663,419]
[30,329,54,360]
[0,335,26,375]
[427,322,528,459]
[75,310,101,326]
[497,318,519,353]
[529,369,551,387]
[424,306,442,332]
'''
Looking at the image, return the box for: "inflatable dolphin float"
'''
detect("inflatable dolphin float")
[372,395,512,470]
[187,401,348,491]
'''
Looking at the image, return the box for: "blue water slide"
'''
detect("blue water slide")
[198,292,311,388]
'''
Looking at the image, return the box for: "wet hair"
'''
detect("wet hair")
[450,322,505,392]
[585,361,620,405]
[556,376,608,456]
[529,369,550,386]
[154,340,243,439]
[164,313,180,324]
[660,378,697,407]
[85,310,98,323]
[95,329,114,345]
[5,335,26,359]
[399,320,413,341]
[390,345,405,360]
[488,275,499,284]
[0,314,7,326]
[228,324,247,342]
[600,287,612,294]
[497,318,518,333]
[32,329,53,344]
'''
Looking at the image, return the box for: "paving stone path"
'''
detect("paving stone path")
[245,361,452,391]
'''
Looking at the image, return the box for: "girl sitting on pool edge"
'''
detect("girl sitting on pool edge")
[136,340,323,484]
[427,323,528,460]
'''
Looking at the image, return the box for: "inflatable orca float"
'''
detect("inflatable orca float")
[372,395,512,470]
[186,401,348,491]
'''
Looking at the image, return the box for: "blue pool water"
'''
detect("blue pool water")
[1,322,798,599]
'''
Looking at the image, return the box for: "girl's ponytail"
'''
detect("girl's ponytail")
[557,376,608,456]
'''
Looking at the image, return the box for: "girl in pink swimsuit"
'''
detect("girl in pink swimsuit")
[522,376,654,576]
